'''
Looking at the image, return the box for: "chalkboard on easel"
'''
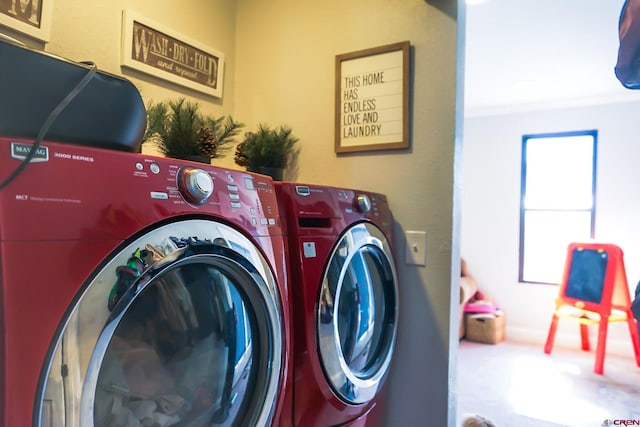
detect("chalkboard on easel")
[546,243,640,375]
[565,248,608,304]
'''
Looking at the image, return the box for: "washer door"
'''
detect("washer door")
[317,222,398,405]
[36,220,283,427]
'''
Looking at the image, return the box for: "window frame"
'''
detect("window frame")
[518,129,598,285]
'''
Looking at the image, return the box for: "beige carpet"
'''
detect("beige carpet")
[457,339,640,427]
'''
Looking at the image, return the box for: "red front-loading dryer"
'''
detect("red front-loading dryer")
[275,183,399,427]
[0,138,292,427]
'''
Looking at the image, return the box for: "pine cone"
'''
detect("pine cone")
[197,126,217,158]
[234,142,248,167]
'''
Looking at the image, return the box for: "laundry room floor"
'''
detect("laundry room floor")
[457,339,640,427]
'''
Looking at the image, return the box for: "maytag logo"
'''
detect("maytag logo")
[11,142,49,162]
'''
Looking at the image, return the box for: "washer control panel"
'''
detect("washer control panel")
[0,137,282,240]
[178,167,214,204]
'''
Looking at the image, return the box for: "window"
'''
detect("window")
[519,130,597,284]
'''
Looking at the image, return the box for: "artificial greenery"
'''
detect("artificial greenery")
[234,124,299,170]
[144,98,243,160]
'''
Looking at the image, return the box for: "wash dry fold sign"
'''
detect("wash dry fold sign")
[121,10,225,98]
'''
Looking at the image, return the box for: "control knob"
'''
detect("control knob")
[179,167,214,204]
[354,193,371,213]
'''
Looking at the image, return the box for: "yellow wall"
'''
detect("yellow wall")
[3,0,462,425]
[19,0,238,157]
[234,2,461,423]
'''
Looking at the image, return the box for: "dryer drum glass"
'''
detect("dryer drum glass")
[336,246,394,377]
[317,222,398,405]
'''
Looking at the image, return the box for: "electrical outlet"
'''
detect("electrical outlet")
[405,231,427,266]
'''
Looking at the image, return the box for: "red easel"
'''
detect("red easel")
[543,242,640,374]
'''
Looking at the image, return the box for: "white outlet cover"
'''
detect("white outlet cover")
[405,231,426,266]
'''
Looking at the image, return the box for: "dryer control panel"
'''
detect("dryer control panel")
[276,182,393,238]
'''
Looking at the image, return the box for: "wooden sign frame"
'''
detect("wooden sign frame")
[335,41,410,154]
[121,10,224,98]
[0,0,53,42]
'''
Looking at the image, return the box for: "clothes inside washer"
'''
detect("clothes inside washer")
[94,261,245,427]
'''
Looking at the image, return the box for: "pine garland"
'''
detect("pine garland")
[234,124,299,170]
[143,98,243,160]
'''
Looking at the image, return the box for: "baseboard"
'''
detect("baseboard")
[505,325,637,358]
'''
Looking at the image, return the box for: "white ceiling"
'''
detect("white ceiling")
[463,0,640,116]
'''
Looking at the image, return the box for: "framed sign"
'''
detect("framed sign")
[335,41,410,154]
[0,0,53,42]
[121,10,224,98]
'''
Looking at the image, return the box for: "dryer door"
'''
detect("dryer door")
[36,220,283,427]
[317,222,398,405]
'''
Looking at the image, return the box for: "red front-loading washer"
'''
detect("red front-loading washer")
[0,138,292,427]
[275,183,399,427]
